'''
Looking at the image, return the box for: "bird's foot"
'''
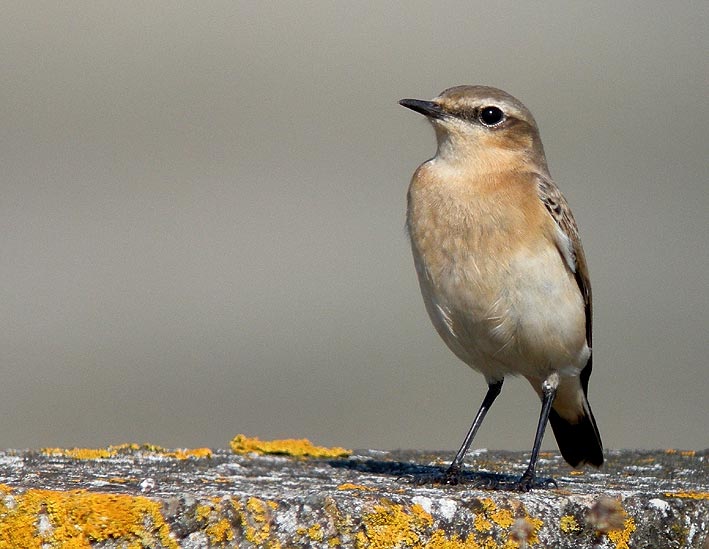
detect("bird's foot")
[440,465,463,485]
[411,464,463,486]
[509,470,557,492]
[412,465,556,491]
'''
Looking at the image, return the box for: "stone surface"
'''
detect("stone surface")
[0,444,707,548]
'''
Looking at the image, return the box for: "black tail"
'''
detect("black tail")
[549,399,603,467]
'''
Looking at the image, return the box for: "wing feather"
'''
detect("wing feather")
[536,175,593,390]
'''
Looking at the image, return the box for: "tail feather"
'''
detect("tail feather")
[549,398,603,467]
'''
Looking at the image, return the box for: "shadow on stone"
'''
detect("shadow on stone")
[328,458,555,490]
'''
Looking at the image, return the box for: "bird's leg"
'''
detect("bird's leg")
[514,373,559,491]
[442,379,503,484]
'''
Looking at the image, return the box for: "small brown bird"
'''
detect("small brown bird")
[400,85,603,491]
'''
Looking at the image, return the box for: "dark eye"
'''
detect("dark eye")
[479,106,504,127]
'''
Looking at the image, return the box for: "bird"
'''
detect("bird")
[400,85,603,491]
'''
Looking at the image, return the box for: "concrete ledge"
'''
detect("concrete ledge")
[0,442,707,548]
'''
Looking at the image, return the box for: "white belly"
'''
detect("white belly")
[414,240,589,381]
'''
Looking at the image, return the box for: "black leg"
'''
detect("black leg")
[514,378,558,491]
[442,379,503,484]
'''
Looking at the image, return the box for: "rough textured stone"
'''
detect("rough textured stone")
[0,445,707,548]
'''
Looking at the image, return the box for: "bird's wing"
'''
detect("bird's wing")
[536,175,593,386]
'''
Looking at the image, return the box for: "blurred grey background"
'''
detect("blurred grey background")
[2,2,707,453]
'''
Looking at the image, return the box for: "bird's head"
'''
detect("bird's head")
[400,85,548,173]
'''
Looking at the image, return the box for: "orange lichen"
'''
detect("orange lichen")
[41,443,212,460]
[206,518,234,544]
[487,503,515,530]
[0,485,177,548]
[426,530,481,548]
[168,447,212,459]
[356,500,430,548]
[194,499,235,544]
[297,523,325,542]
[474,512,493,533]
[475,499,517,537]
[355,498,542,549]
[411,503,435,529]
[337,483,375,491]
[663,491,709,500]
[41,447,115,459]
[664,449,697,457]
[241,497,275,545]
[229,434,350,458]
[606,517,636,549]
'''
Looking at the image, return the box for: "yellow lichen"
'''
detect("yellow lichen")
[229,434,350,458]
[195,503,213,522]
[426,530,480,548]
[356,500,429,548]
[206,518,234,544]
[308,524,324,542]
[41,447,115,459]
[476,499,515,532]
[246,497,268,519]
[355,498,543,549]
[663,491,709,500]
[0,485,177,549]
[606,517,636,549]
[168,447,213,459]
[664,449,697,457]
[194,499,238,545]
[241,496,275,545]
[41,443,212,460]
[337,483,375,491]
[411,503,435,529]
[489,508,514,530]
[297,524,325,543]
[559,515,580,534]
[474,513,493,532]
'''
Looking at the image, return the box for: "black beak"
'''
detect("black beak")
[399,98,444,119]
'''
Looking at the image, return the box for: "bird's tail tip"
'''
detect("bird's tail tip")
[549,402,604,468]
